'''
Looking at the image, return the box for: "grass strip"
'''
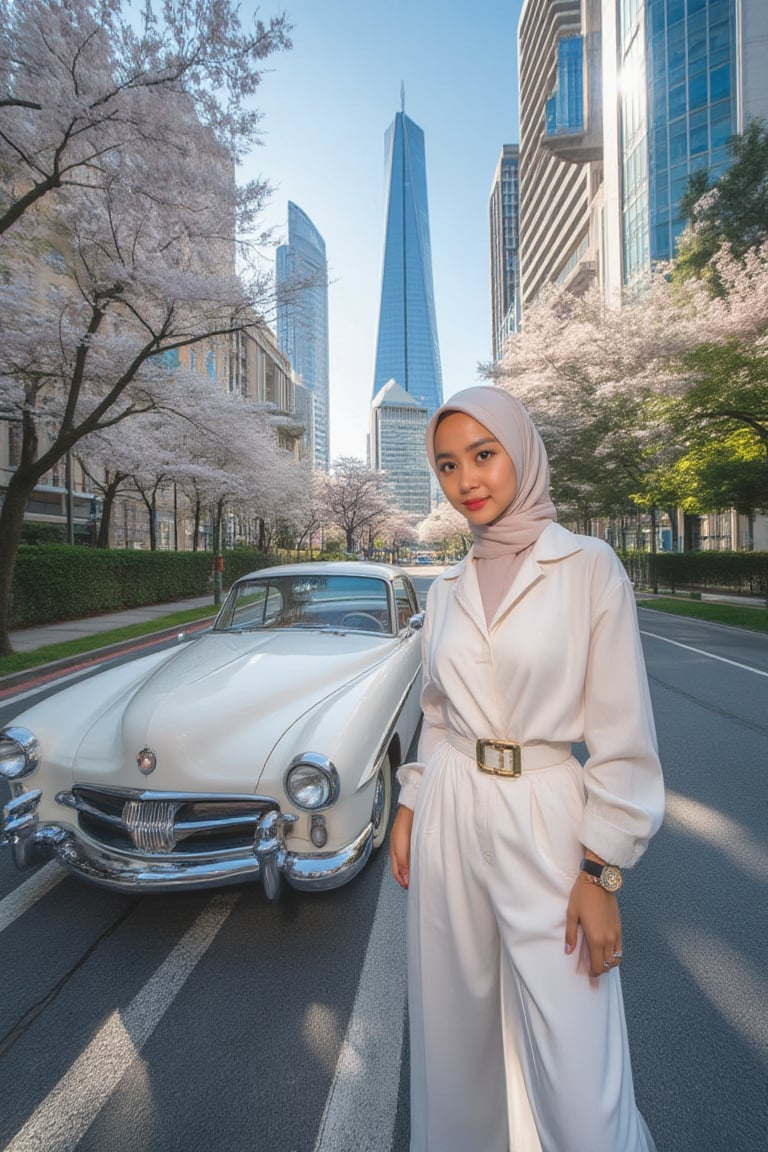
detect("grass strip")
[1,605,217,677]
[638,597,768,633]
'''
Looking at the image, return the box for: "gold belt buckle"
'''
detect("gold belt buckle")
[476,739,522,778]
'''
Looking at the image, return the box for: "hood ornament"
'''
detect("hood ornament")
[137,747,157,776]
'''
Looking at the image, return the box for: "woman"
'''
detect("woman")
[390,386,664,1152]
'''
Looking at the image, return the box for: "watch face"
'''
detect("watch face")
[600,865,623,893]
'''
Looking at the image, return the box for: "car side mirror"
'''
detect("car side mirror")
[408,613,425,631]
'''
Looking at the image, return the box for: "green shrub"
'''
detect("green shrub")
[9,546,280,628]
[20,522,67,545]
[621,549,768,596]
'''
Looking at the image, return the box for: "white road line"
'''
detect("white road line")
[3,892,238,1152]
[313,873,408,1152]
[640,630,768,677]
[0,861,64,934]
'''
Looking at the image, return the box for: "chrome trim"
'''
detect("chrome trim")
[3,818,374,897]
[408,612,425,631]
[2,789,42,838]
[123,798,182,853]
[370,665,420,780]
[0,726,41,780]
[284,753,340,810]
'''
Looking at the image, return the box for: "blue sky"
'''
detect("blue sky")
[243,1,525,460]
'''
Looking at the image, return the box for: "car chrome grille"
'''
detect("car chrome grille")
[62,787,279,856]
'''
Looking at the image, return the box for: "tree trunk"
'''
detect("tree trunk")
[193,496,202,552]
[97,474,123,548]
[0,471,37,654]
[149,491,157,550]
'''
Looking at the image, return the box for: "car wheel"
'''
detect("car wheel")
[371,752,392,851]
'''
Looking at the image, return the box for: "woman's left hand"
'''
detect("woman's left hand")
[565,873,623,978]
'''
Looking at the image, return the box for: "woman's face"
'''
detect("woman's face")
[433,411,517,525]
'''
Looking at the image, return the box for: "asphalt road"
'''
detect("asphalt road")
[0,587,766,1151]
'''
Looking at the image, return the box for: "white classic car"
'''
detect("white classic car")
[0,562,424,899]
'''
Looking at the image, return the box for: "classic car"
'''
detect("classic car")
[0,562,424,899]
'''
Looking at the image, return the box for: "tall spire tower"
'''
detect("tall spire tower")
[372,106,443,419]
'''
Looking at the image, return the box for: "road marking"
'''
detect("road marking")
[640,630,768,677]
[3,892,237,1152]
[313,872,408,1152]
[0,861,64,934]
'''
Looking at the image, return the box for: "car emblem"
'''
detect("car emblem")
[137,747,157,776]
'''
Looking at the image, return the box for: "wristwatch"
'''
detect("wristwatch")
[580,858,623,893]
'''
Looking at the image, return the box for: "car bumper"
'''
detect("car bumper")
[1,791,373,899]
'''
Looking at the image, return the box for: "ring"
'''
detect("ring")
[603,961,612,968]
[613,951,623,959]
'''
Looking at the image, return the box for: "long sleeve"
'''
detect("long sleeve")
[395,592,449,810]
[579,574,665,867]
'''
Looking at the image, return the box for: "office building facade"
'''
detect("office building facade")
[517,0,768,306]
[518,0,598,308]
[372,108,444,419]
[275,202,330,470]
[370,379,431,517]
[489,145,522,360]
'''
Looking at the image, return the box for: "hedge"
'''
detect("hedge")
[621,550,768,597]
[9,546,279,628]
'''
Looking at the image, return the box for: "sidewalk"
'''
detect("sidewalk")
[8,595,218,653]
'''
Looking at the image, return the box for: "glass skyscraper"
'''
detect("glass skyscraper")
[275,202,330,470]
[372,108,443,419]
[646,0,736,265]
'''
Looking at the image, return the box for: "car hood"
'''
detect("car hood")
[72,629,394,792]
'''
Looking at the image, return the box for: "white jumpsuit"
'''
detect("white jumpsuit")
[397,522,665,1152]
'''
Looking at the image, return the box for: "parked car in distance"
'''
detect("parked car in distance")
[0,563,424,900]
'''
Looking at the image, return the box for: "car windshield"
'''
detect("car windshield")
[213,574,394,635]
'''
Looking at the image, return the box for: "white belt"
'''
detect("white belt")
[444,731,572,778]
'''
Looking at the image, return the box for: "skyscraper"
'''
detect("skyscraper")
[275,202,330,470]
[372,103,444,419]
[370,379,431,516]
[518,0,595,309]
[489,145,522,360]
[516,0,768,305]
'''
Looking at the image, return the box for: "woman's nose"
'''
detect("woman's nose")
[458,468,477,493]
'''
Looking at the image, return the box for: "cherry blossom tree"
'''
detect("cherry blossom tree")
[320,458,392,555]
[491,241,768,531]
[377,508,420,563]
[0,0,291,653]
[416,503,471,559]
[0,0,290,237]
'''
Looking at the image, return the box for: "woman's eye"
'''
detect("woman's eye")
[477,450,493,462]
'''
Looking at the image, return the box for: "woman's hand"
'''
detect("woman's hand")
[565,873,622,978]
[389,805,414,889]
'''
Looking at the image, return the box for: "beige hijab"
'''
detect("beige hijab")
[426,386,557,623]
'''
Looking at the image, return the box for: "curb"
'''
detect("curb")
[0,617,215,698]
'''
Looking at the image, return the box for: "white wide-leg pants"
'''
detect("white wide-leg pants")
[407,740,657,1152]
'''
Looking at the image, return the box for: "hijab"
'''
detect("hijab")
[426,386,557,623]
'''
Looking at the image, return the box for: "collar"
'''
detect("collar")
[440,522,582,635]
[441,521,581,582]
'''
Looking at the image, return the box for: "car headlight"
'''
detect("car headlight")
[285,753,340,811]
[0,726,41,780]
